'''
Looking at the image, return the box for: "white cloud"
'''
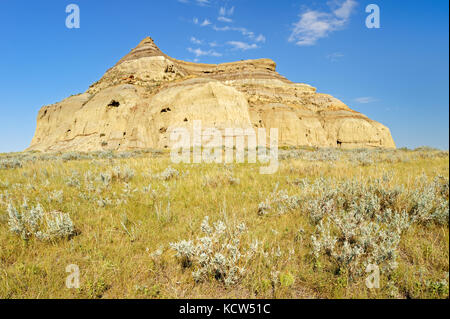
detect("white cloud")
[196,0,210,6]
[289,0,357,46]
[234,27,255,38]
[219,6,235,16]
[354,97,378,104]
[217,6,234,23]
[189,4,265,55]
[188,47,222,57]
[213,25,231,32]
[333,0,357,19]
[255,34,266,43]
[213,25,262,41]
[200,19,211,27]
[227,41,259,51]
[192,17,211,28]
[326,52,344,61]
[190,37,203,45]
[200,19,212,27]
[218,16,233,23]
[179,0,210,6]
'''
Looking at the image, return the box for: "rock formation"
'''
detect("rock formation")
[28,37,395,152]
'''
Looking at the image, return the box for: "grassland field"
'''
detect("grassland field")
[0,147,448,299]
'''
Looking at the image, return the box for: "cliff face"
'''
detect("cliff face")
[28,37,395,152]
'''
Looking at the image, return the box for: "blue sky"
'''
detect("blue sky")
[0,0,448,152]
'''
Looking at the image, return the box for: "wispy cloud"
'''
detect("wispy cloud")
[212,25,265,43]
[218,16,233,23]
[354,97,378,104]
[188,4,265,59]
[219,6,235,16]
[188,47,222,57]
[179,0,210,6]
[218,6,234,22]
[196,0,210,5]
[333,0,357,19]
[289,0,357,46]
[190,37,203,45]
[193,17,211,26]
[227,41,258,51]
[201,19,212,26]
[326,52,344,61]
[255,34,266,43]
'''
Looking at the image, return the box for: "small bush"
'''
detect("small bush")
[0,158,23,170]
[155,166,179,181]
[170,216,247,286]
[7,200,75,241]
[111,166,135,182]
[258,184,300,216]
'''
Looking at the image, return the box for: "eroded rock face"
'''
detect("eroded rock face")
[29,37,395,152]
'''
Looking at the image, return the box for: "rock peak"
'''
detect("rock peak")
[115,36,165,67]
[138,36,154,44]
[137,36,158,48]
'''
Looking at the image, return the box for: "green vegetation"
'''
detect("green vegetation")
[0,148,448,299]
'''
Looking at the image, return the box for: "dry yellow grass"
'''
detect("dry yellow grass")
[0,148,448,299]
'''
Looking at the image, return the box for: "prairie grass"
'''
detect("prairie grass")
[0,148,448,299]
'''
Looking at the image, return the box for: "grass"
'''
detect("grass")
[0,148,448,299]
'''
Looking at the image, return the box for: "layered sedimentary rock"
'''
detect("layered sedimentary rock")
[28,37,395,152]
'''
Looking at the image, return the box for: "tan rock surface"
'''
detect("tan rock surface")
[29,37,395,152]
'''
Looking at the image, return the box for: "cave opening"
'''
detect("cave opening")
[108,100,120,107]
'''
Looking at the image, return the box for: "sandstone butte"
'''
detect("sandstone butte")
[28,37,396,152]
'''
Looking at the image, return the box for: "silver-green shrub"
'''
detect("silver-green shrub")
[7,200,75,241]
[305,174,448,279]
[258,184,301,216]
[155,166,179,181]
[170,216,247,286]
